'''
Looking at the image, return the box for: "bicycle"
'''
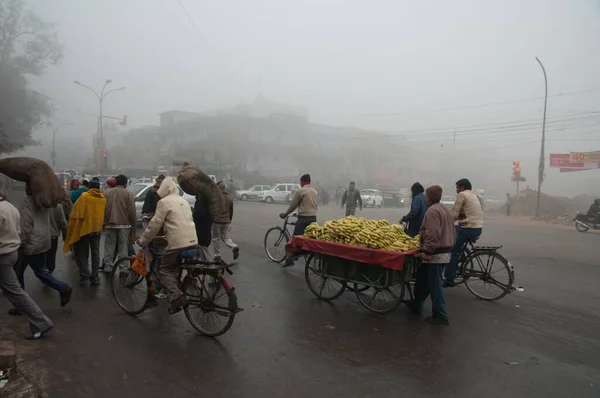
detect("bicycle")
[111,243,240,337]
[264,213,297,263]
[406,238,514,302]
[453,239,515,301]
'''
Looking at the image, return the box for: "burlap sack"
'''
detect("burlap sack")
[0,157,64,208]
[177,163,224,217]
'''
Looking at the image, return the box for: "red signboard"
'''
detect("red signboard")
[549,153,584,168]
[560,165,600,173]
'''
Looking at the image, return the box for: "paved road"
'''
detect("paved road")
[1,199,599,397]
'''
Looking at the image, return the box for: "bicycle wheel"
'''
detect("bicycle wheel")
[264,226,288,263]
[463,251,514,301]
[110,256,148,315]
[183,274,237,337]
[354,279,405,314]
[304,254,346,301]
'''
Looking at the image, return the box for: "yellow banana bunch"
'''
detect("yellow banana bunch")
[303,216,420,252]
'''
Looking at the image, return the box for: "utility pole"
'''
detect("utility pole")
[51,122,74,170]
[535,57,548,218]
[74,79,125,174]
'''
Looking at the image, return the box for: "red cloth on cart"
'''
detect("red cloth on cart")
[286,236,419,271]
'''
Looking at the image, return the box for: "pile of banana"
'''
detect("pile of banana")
[303,216,419,252]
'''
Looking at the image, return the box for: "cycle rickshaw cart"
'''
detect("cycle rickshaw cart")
[286,236,516,314]
[286,236,419,314]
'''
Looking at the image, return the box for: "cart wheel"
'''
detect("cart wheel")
[354,279,405,314]
[346,283,369,293]
[305,254,346,301]
[463,251,514,301]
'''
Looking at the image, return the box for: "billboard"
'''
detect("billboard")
[550,153,600,173]
[569,151,600,162]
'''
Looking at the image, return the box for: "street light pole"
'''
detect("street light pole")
[535,57,548,218]
[51,122,74,170]
[73,79,125,174]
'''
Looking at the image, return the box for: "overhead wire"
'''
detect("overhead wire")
[357,87,600,118]
[176,0,230,75]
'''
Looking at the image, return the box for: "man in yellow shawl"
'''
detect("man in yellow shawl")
[64,177,106,285]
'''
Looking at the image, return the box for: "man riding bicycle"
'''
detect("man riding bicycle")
[444,178,484,287]
[279,174,318,267]
[138,177,198,314]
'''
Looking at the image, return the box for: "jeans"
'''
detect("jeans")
[46,236,59,273]
[18,252,71,293]
[445,226,482,282]
[0,251,53,332]
[103,228,130,270]
[73,233,101,282]
[414,262,448,320]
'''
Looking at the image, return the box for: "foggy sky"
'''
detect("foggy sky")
[18,0,600,196]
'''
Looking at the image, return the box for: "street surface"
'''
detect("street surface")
[1,197,599,397]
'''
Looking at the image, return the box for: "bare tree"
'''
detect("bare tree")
[0,0,63,153]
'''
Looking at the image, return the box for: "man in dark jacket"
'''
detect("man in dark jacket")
[341,181,362,216]
[406,185,455,325]
[193,193,214,260]
[141,175,165,227]
[587,199,600,223]
[401,182,428,237]
[212,181,239,260]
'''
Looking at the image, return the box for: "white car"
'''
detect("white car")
[259,183,300,204]
[130,177,153,185]
[237,185,272,201]
[361,189,383,208]
[127,183,196,223]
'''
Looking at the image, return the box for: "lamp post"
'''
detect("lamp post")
[535,57,548,218]
[51,122,74,170]
[73,79,125,174]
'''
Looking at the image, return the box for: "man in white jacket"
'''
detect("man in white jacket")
[138,178,198,314]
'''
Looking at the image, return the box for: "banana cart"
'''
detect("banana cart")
[286,236,420,314]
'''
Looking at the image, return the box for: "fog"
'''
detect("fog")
[10,0,600,197]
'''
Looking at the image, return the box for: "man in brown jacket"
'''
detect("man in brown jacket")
[102,175,136,273]
[279,174,318,267]
[406,185,455,325]
[212,181,239,260]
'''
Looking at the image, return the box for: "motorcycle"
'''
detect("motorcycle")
[573,212,600,232]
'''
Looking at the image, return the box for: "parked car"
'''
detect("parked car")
[130,177,153,185]
[259,183,299,204]
[236,185,272,201]
[361,189,383,208]
[127,182,196,223]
